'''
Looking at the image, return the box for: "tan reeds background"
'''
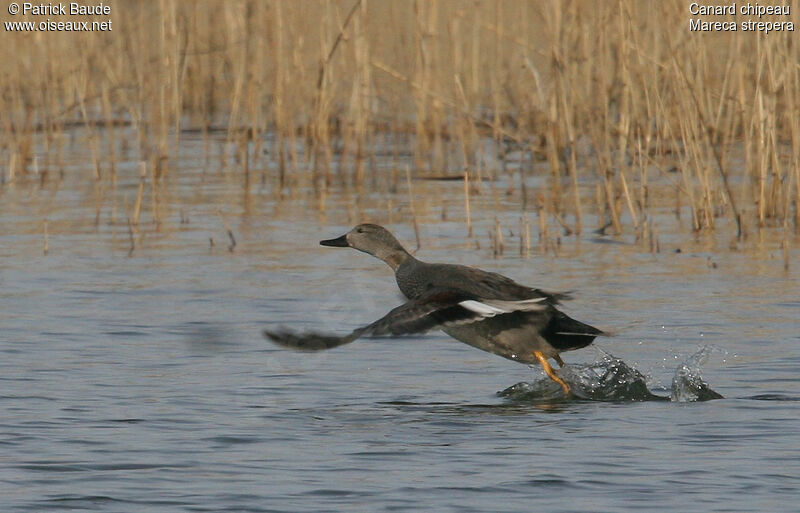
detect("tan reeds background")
[1,0,798,245]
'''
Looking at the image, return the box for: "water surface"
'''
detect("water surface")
[1,131,799,512]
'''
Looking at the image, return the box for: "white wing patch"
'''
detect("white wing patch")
[459,297,547,319]
[458,300,507,316]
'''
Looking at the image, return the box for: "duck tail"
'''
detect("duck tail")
[543,310,605,352]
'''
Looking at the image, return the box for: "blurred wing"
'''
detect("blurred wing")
[264,288,549,351]
[262,328,360,351]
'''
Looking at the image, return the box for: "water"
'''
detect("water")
[499,348,722,402]
[2,131,800,512]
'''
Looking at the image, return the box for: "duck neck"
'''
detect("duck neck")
[380,247,414,271]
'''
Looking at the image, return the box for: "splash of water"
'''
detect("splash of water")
[670,345,724,402]
[499,347,723,402]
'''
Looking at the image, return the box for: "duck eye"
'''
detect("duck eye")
[356,228,364,233]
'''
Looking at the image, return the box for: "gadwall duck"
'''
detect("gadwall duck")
[265,224,606,394]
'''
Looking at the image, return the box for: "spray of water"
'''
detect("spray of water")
[669,345,724,402]
[499,346,723,402]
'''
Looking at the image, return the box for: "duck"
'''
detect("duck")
[264,223,606,394]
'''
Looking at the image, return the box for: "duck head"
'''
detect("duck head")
[320,224,411,270]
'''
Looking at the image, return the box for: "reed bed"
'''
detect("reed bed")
[1,0,798,248]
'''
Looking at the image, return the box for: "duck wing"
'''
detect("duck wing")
[264,288,550,351]
[420,263,571,304]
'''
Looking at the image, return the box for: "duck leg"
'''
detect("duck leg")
[553,354,565,368]
[533,351,570,395]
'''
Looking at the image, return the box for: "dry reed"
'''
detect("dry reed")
[1,0,798,250]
